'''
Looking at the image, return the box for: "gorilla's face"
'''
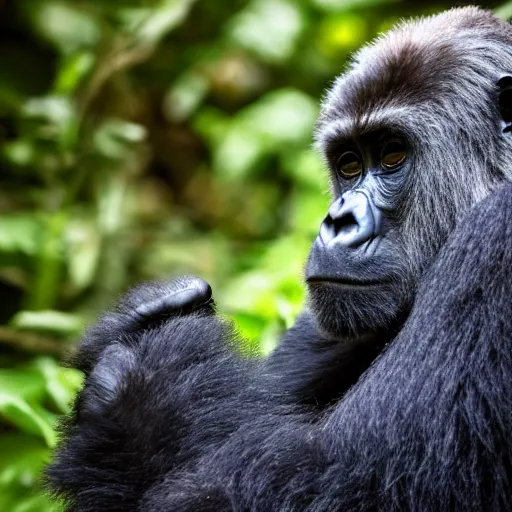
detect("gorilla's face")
[306,13,512,339]
[305,134,414,338]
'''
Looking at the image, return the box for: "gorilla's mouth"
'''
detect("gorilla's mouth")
[306,277,391,288]
[306,274,403,337]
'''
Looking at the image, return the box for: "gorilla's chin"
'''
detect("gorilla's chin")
[307,281,407,339]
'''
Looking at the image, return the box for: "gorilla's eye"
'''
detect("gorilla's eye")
[336,151,362,178]
[381,141,407,169]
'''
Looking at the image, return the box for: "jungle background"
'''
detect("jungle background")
[0,0,508,509]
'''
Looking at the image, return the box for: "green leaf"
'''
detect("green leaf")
[164,71,209,122]
[120,0,198,45]
[208,89,318,179]
[227,0,305,63]
[0,214,41,256]
[23,97,73,128]
[0,395,56,447]
[93,119,147,159]
[53,51,95,94]
[31,358,83,414]
[220,271,277,318]
[0,482,63,512]
[0,433,50,487]
[317,14,368,53]
[213,129,266,180]
[22,96,78,150]
[313,0,399,11]
[11,310,84,336]
[280,149,327,190]
[0,369,46,404]
[12,494,64,512]
[29,212,67,311]
[65,217,102,292]
[2,140,36,167]
[26,2,101,54]
[239,88,318,145]
[496,4,512,20]
[193,107,231,148]
[288,188,330,235]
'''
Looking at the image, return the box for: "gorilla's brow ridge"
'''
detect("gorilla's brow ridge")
[315,106,412,154]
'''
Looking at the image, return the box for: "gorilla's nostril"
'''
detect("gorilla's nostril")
[319,210,364,246]
[335,212,358,235]
[319,214,336,244]
[319,191,378,249]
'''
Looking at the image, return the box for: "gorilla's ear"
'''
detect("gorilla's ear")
[497,76,512,132]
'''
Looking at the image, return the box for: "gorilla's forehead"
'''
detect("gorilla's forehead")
[315,6,512,145]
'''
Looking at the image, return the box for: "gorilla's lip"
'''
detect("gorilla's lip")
[306,276,391,288]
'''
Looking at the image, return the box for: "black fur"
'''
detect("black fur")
[47,7,512,511]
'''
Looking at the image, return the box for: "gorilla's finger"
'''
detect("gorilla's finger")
[118,276,215,325]
[134,278,213,318]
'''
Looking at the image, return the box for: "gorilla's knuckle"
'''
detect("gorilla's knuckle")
[79,344,136,417]
[117,276,214,322]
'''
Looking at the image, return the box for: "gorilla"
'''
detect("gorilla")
[48,7,512,511]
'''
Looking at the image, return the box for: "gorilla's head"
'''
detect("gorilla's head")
[307,7,512,338]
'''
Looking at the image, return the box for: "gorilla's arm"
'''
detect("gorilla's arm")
[46,285,374,510]
[162,183,512,511]
[46,279,257,511]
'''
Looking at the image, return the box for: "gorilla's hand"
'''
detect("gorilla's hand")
[72,275,230,420]
[75,276,215,376]
[49,277,248,509]
[119,276,214,328]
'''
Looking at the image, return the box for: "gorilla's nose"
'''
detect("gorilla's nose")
[319,190,381,248]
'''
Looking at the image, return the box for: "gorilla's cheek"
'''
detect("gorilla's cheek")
[307,282,405,337]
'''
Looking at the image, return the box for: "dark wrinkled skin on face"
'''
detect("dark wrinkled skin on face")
[47,7,512,512]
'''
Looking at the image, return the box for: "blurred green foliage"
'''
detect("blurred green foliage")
[0,0,506,509]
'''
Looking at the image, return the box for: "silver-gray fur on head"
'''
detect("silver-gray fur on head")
[315,7,512,274]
